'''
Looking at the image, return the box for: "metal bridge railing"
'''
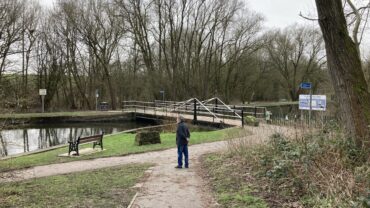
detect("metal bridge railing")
[122,98,268,127]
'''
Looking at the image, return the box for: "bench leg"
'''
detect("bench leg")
[93,141,103,150]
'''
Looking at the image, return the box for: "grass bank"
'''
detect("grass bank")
[203,124,370,207]
[0,128,238,172]
[0,163,151,207]
[201,153,268,208]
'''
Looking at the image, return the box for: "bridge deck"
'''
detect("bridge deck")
[124,109,242,127]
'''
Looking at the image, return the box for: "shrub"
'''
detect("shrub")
[135,131,161,145]
[244,116,259,126]
[229,129,369,207]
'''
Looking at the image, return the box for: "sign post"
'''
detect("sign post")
[39,89,47,113]
[160,90,165,103]
[95,89,99,111]
[300,82,312,126]
[309,88,312,127]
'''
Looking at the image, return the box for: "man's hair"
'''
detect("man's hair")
[178,115,185,122]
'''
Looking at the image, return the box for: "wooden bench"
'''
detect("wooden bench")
[68,134,104,156]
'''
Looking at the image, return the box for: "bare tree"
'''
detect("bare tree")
[0,0,24,82]
[315,0,370,148]
[74,0,125,110]
[265,25,326,101]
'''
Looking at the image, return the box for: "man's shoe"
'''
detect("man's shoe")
[185,165,189,168]
[175,165,182,169]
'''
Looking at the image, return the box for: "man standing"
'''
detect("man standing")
[175,115,190,169]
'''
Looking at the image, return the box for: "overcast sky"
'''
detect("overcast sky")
[39,0,369,56]
[40,0,318,28]
[247,0,317,28]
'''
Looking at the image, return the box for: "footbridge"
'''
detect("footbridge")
[122,98,266,127]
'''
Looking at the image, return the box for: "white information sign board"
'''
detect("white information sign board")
[299,94,326,111]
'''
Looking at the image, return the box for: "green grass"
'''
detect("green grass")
[202,153,268,208]
[0,163,152,207]
[0,111,127,119]
[0,128,237,172]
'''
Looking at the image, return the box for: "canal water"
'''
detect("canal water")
[0,121,153,157]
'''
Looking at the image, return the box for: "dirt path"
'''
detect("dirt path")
[1,124,297,208]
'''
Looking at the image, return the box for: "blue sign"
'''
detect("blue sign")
[300,82,312,89]
[299,95,326,111]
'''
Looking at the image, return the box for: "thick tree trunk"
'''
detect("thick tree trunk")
[315,0,370,148]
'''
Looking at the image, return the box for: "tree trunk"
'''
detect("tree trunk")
[315,0,370,148]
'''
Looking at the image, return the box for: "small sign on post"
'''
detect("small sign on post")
[159,90,165,103]
[39,89,47,113]
[300,82,312,89]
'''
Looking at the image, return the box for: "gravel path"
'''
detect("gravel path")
[1,124,297,208]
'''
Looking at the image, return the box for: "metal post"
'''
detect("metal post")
[41,95,45,113]
[254,107,257,117]
[96,97,98,111]
[193,99,197,123]
[241,109,244,127]
[215,99,218,114]
[309,88,312,127]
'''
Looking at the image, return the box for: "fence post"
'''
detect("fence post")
[193,98,197,123]
[254,107,257,117]
[215,99,218,114]
[122,101,124,112]
[241,109,244,127]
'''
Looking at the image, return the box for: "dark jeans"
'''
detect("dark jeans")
[177,144,189,167]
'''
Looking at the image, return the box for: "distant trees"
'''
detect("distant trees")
[265,26,327,101]
[115,0,264,101]
[0,0,333,112]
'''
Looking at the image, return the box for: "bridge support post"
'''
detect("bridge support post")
[193,98,197,124]
[215,99,218,114]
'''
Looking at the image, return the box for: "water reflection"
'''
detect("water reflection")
[0,122,151,157]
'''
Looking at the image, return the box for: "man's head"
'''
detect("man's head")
[177,115,185,123]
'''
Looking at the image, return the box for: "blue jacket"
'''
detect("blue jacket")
[176,121,190,145]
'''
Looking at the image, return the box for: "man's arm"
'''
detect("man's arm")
[186,127,190,138]
[185,125,190,142]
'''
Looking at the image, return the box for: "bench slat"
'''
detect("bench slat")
[79,137,102,143]
[78,134,103,144]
